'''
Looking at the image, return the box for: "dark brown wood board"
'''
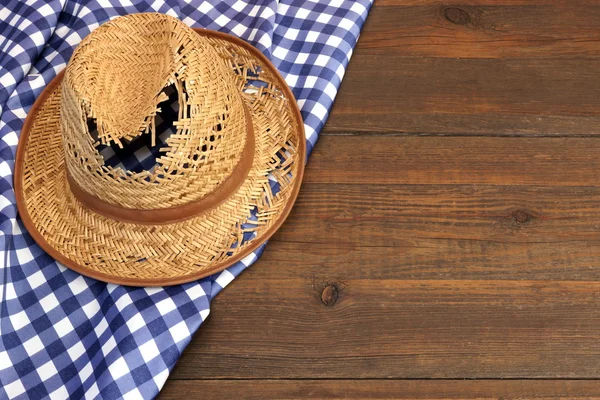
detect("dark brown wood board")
[161,0,600,398]
[326,2,600,135]
[161,380,600,399]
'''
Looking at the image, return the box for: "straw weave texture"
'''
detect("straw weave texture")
[18,14,304,284]
[62,15,248,209]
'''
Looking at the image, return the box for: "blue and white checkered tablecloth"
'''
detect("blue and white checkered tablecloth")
[0,1,372,398]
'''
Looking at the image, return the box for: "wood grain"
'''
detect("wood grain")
[324,2,600,135]
[325,57,600,134]
[361,4,600,58]
[170,276,600,379]
[160,380,600,399]
[166,135,600,382]
[305,136,600,186]
[378,1,600,6]
[279,184,600,244]
[251,240,600,281]
[163,0,600,396]
[167,139,600,380]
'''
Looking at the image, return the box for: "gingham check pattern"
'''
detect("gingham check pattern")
[0,0,372,399]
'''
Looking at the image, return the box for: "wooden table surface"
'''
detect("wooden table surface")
[161,1,600,398]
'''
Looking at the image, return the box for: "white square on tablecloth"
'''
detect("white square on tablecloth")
[36,3,55,17]
[155,297,177,315]
[306,31,320,43]
[23,335,45,357]
[0,70,16,89]
[27,270,46,290]
[7,43,25,58]
[0,351,11,371]
[139,339,161,363]
[102,336,117,357]
[122,387,144,400]
[55,317,75,337]
[314,54,329,67]
[152,369,170,389]
[85,382,100,399]
[108,357,129,380]
[39,292,60,313]
[68,276,88,295]
[67,341,86,362]
[4,379,26,398]
[198,1,213,14]
[169,321,190,344]
[80,362,94,382]
[215,269,235,288]
[82,298,100,319]
[38,360,59,381]
[126,314,146,333]
[15,247,34,265]
[49,386,69,400]
[185,283,206,301]
[28,30,45,47]
[115,293,133,312]
[214,14,230,27]
[9,310,30,331]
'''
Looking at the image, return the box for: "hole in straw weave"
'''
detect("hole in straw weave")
[87,118,99,142]
[94,84,180,174]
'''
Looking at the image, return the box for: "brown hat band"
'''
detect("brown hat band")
[66,103,255,225]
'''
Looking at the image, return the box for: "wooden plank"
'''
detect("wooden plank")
[324,2,600,135]
[378,1,600,6]
[325,57,600,134]
[171,276,600,379]
[162,1,600,391]
[165,135,600,380]
[277,136,600,282]
[250,240,600,282]
[360,4,600,59]
[160,379,600,399]
[275,184,600,246]
[306,136,600,186]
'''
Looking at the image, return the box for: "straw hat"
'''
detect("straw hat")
[14,13,305,286]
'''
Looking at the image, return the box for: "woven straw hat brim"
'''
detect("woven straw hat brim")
[15,29,305,286]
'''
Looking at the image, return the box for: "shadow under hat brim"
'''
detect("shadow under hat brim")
[14,28,305,286]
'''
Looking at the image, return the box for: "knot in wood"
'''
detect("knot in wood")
[321,284,339,307]
[512,210,531,224]
[444,7,471,25]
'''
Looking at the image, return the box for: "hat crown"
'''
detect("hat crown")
[61,13,249,210]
